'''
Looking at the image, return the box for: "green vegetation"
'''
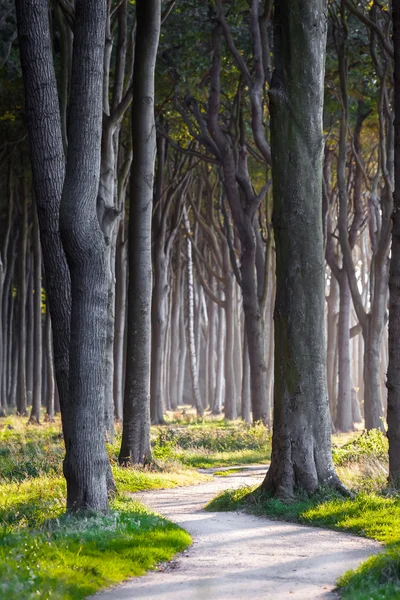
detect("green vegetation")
[0,477,190,600]
[207,430,397,599]
[0,414,208,599]
[150,418,271,468]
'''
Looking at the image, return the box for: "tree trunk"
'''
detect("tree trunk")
[262,0,343,498]
[224,270,237,419]
[119,0,161,465]
[29,196,42,423]
[113,219,126,421]
[17,181,28,416]
[45,307,55,421]
[170,238,182,409]
[335,273,353,431]
[59,0,110,511]
[150,251,168,423]
[184,209,204,417]
[241,325,251,423]
[326,274,339,418]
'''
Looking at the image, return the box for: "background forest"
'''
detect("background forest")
[1,0,400,599]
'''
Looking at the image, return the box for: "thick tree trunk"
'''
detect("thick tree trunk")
[262,0,342,498]
[59,0,110,511]
[29,197,42,423]
[119,0,161,465]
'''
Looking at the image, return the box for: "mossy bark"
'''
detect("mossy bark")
[262,0,343,498]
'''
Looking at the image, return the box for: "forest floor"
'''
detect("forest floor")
[91,466,380,600]
[0,411,392,599]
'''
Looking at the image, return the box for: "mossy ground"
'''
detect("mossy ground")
[207,429,398,599]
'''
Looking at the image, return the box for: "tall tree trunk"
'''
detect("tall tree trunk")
[326,274,339,418]
[170,239,182,409]
[119,0,161,465]
[388,19,400,471]
[17,181,28,416]
[184,209,204,417]
[45,307,55,422]
[30,196,42,423]
[113,220,127,421]
[16,0,71,447]
[150,251,168,423]
[224,269,237,419]
[59,0,110,511]
[177,269,187,408]
[262,0,343,498]
[335,273,353,431]
[241,325,251,423]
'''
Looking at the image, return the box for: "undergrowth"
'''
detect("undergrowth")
[207,429,397,599]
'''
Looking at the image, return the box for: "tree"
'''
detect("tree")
[120,0,161,466]
[16,0,112,511]
[262,0,343,497]
[387,0,400,487]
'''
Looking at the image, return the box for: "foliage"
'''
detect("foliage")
[332,429,388,467]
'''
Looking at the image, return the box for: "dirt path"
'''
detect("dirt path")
[93,467,381,600]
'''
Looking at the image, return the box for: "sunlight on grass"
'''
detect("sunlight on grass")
[206,429,397,600]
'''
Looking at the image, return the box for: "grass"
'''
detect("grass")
[0,414,212,599]
[207,429,398,599]
[0,477,191,600]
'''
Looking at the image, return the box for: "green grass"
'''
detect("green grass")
[206,429,397,599]
[0,414,213,599]
[0,476,191,600]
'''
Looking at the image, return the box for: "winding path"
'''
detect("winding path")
[93,467,381,600]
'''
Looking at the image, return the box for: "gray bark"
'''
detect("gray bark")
[263,0,343,497]
[59,0,110,511]
[119,0,161,465]
[29,195,42,423]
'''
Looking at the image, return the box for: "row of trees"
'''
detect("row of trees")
[1,0,400,506]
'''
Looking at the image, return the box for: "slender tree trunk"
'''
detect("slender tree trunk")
[30,196,42,423]
[113,220,126,421]
[150,251,168,423]
[119,0,161,465]
[177,269,187,407]
[263,0,343,497]
[335,273,353,431]
[184,209,204,417]
[327,274,339,418]
[170,239,182,409]
[17,181,28,416]
[214,306,225,415]
[224,270,237,419]
[45,307,55,422]
[241,325,251,423]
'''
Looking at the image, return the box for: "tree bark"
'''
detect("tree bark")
[29,195,42,423]
[59,0,110,511]
[262,0,343,498]
[119,0,161,465]
[17,178,28,416]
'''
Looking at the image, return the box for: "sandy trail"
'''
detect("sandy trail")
[92,467,381,600]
